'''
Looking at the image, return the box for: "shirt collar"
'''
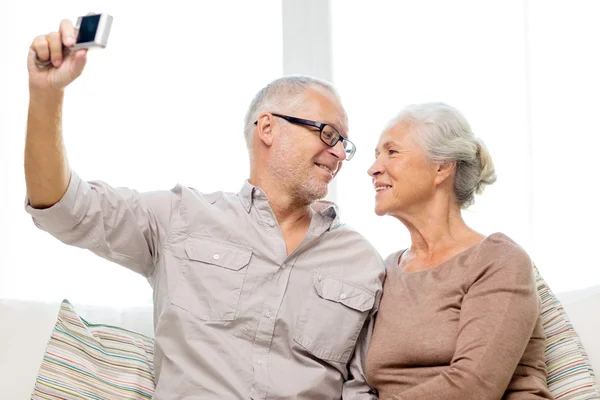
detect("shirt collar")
[238,180,257,213]
[237,180,341,230]
[310,200,340,230]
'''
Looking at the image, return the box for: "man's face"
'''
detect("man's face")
[267,87,348,204]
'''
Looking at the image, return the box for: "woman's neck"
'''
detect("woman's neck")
[394,199,484,270]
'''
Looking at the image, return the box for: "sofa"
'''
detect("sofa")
[1,281,599,399]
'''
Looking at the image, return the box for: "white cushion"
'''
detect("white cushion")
[0,299,153,399]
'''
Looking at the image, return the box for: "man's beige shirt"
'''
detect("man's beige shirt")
[26,172,385,399]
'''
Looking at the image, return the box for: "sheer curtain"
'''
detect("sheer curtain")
[331,0,600,293]
[1,1,282,306]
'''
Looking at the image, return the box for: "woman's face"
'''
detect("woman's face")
[368,121,440,217]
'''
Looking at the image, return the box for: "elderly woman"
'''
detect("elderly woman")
[364,103,553,400]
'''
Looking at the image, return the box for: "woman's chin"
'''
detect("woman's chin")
[374,204,388,216]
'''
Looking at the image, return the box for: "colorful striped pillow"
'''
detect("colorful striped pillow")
[31,300,155,400]
[535,265,600,399]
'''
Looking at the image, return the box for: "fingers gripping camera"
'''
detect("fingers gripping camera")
[34,13,113,69]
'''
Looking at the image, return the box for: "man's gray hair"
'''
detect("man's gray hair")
[392,102,497,208]
[243,76,342,151]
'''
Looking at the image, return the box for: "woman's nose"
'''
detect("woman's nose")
[368,159,384,177]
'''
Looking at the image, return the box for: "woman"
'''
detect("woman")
[364,103,553,400]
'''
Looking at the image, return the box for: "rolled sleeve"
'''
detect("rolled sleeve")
[25,171,86,234]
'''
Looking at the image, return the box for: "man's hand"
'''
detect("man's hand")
[28,18,88,92]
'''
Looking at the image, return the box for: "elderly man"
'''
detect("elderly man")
[24,18,384,399]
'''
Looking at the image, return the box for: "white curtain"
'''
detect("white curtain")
[332,0,600,293]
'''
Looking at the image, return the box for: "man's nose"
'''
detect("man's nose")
[330,141,348,160]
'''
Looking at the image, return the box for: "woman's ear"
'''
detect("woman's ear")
[434,161,456,186]
[256,113,275,147]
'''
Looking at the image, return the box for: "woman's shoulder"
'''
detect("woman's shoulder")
[383,249,406,270]
[381,233,534,278]
[480,232,531,264]
[473,232,535,281]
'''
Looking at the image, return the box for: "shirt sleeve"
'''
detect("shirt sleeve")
[25,171,175,278]
[390,250,541,400]
[342,306,379,399]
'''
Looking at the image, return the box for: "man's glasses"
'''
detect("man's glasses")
[254,113,356,161]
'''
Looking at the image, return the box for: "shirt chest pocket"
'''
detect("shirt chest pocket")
[171,237,252,322]
[293,272,375,364]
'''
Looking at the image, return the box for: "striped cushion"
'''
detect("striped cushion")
[535,265,600,399]
[31,300,155,399]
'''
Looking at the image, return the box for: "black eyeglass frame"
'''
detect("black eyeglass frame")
[254,113,356,160]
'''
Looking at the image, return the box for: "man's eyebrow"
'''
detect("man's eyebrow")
[330,114,348,136]
[327,122,346,137]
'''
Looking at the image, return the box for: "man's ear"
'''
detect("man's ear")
[256,113,275,147]
[434,161,456,186]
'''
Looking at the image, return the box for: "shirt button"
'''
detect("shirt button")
[339,293,347,300]
[265,310,272,318]
[257,360,264,366]
[255,189,261,196]
[212,253,220,260]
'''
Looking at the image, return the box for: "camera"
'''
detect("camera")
[72,13,113,50]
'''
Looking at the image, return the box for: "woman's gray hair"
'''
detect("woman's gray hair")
[243,76,342,152]
[392,102,497,208]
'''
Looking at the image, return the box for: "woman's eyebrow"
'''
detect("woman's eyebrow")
[376,140,401,153]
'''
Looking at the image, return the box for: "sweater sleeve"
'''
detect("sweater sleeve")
[390,249,541,400]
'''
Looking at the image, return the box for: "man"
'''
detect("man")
[25,18,384,399]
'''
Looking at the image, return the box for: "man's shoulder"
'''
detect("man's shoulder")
[330,221,363,236]
[167,184,238,205]
[327,221,383,258]
[327,216,366,237]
